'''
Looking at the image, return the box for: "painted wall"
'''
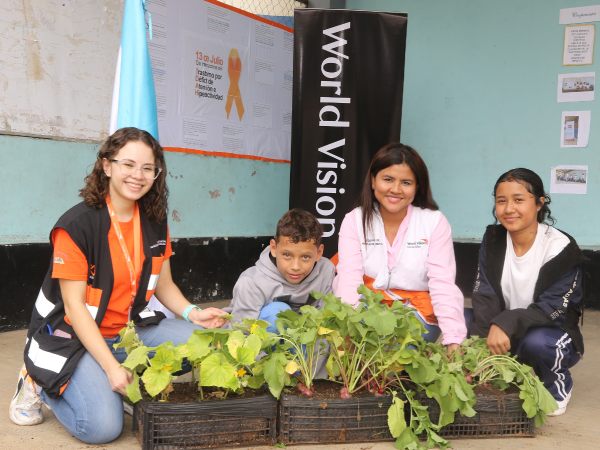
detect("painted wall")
[347,0,600,247]
[0,0,123,140]
[0,134,289,243]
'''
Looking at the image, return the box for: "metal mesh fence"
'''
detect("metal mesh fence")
[214,0,307,28]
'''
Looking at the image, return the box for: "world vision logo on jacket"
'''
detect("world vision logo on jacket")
[407,239,429,249]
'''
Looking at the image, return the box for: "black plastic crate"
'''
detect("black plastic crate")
[417,392,536,439]
[133,392,277,449]
[278,393,395,444]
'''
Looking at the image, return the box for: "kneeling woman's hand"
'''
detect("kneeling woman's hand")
[188,307,229,329]
[487,324,511,355]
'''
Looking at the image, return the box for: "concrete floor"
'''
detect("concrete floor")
[1,308,599,450]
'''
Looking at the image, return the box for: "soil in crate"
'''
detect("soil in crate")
[285,379,380,400]
[141,382,266,403]
[279,380,395,445]
[134,384,276,450]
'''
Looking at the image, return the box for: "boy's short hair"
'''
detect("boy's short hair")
[275,209,324,247]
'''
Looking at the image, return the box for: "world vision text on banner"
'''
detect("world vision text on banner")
[150,0,293,163]
[289,9,408,258]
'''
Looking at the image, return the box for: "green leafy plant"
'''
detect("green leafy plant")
[115,322,190,402]
[460,337,558,427]
[315,286,426,398]
[274,305,329,396]
[117,318,291,403]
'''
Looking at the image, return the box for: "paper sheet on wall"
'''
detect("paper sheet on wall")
[563,25,595,66]
[550,165,588,194]
[560,111,591,147]
[147,0,293,162]
[560,5,600,24]
[557,72,595,102]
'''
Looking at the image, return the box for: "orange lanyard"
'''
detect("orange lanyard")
[106,196,142,320]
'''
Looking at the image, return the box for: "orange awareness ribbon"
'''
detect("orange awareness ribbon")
[225,49,245,120]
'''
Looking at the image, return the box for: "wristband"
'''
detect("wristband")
[182,305,201,322]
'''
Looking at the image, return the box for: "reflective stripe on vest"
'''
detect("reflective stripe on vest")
[86,304,99,320]
[27,337,68,374]
[148,274,159,290]
[35,289,55,318]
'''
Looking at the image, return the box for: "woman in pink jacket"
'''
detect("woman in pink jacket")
[333,143,467,353]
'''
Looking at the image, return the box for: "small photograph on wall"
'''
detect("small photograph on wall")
[551,165,588,194]
[560,111,590,147]
[563,115,578,145]
[557,72,595,102]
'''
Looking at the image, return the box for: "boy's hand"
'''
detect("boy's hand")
[189,307,229,329]
[487,324,511,355]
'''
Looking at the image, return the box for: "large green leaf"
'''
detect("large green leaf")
[200,354,238,388]
[247,374,265,389]
[226,331,246,359]
[387,397,407,438]
[363,310,397,335]
[300,327,317,345]
[394,427,419,449]
[121,345,150,373]
[235,347,256,365]
[186,333,212,361]
[263,353,286,398]
[142,366,172,397]
[243,333,262,357]
[149,347,175,370]
[126,372,143,403]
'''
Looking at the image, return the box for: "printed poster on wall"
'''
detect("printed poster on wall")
[146,0,293,162]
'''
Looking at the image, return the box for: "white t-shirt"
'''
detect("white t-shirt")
[501,224,570,310]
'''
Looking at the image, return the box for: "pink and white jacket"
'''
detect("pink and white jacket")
[332,204,467,345]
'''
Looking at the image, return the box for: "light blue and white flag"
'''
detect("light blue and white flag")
[109,0,159,140]
[110,0,173,318]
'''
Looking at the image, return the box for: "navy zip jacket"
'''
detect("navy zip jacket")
[470,224,585,355]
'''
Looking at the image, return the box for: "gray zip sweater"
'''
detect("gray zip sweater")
[223,246,336,329]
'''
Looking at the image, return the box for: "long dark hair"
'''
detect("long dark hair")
[492,168,555,225]
[356,143,438,238]
[79,127,169,222]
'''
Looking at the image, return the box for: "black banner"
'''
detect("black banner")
[290,9,407,258]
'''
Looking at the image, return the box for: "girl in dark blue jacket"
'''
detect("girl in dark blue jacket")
[468,168,584,417]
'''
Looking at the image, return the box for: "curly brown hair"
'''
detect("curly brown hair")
[275,208,324,247]
[79,127,169,222]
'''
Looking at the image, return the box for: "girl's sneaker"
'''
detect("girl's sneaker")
[9,365,43,426]
[548,390,572,417]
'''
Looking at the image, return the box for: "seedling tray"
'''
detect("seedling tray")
[417,392,535,439]
[278,393,395,444]
[133,392,277,449]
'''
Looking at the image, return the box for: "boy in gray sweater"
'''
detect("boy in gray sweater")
[224,209,336,331]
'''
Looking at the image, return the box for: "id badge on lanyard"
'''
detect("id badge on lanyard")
[106,196,142,321]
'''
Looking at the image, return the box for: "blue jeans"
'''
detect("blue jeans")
[39,319,202,444]
[410,311,441,343]
[258,301,292,333]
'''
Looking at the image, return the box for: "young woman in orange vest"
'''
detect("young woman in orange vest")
[9,127,228,443]
[333,143,467,353]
